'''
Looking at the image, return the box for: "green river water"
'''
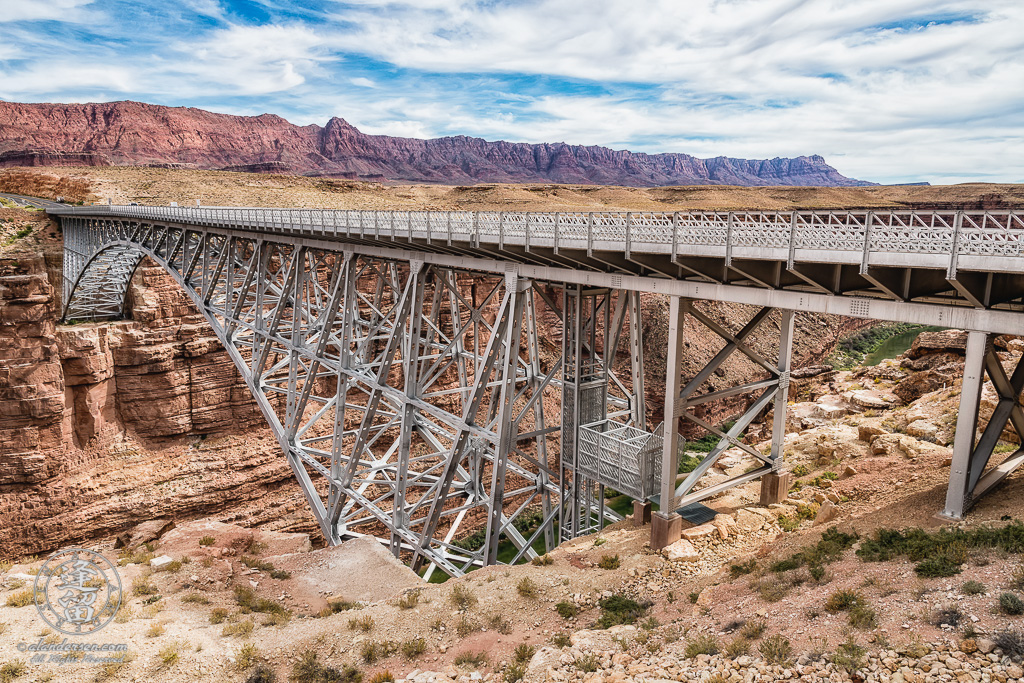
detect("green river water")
[863,326,946,366]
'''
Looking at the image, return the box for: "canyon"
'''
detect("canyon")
[0,101,872,187]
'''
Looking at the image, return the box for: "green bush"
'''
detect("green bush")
[594,594,651,629]
[598,555,620,570]
[291,651,361,683]
[961,580,987,595]
[555,601,579,619]
[1000,592,1024,616]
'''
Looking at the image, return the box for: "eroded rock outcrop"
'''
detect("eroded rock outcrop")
[0,101,873,187]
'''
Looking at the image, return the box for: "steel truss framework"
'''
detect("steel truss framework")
[57,207,1024,569]
[62,217,657,576]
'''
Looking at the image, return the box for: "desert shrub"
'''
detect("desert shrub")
[759,635,792,665]
[241,555,275,572]
[729,559,757,578]
[684,633,719,658]
[401,638,427,659]
[1000,592,1024,615]
[516,578,538,598]
[573,654,599,672]
[325,598,358,614]
[739,617,767,640]
[932,605,963,627]
[199,536,215,546]
[210,608,229,624]
[848,603,877,629]
[752,576,790,603]
[237,643,262,669]
[397,590,421,610]
[513,644,535,664]
[450,584,477,610]
[0,660,27,683]
[291,651,361,683]
[234,585,289,617]
[857,523,1024,576]
[598,555,620,570]
[455,616,479,637]
[531,554,553,566]
[349,615,374,632]
[640,616,659,631]
[4,590,34,608]
[770,527,858,577]
[792,464,810,477]
[824,589,864,613]
[556,601,578,619]
[724,637,750,658]
[487,613,512,634]
[992,629,1024,662]
[832,637,866,672]
[777,515,800,532]
[146,623,165,638]
[182,592,210,605]
[453,651,487,667]
[368,672,394,683]
[551,633,571,648]
[223,619,255,637]
[962,580,987,595]
[131,575,158,597]
[157,642,180,668]
[360,640,397,664]
[504,662,527,683]
[244,665,276,683]
[594,594,651,629]
[270,569,291,580]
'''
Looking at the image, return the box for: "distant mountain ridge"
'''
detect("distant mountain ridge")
[0,100,874,187]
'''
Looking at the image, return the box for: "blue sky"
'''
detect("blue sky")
[1,0,1022,184]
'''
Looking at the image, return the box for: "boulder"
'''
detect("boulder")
[663,539,699,562]
[680,524,716,540]
[150,554,174,570]
[734,509,765,533]
[894,369,953,404]
[905,329,968,359]
[114,518,175,549]
[813,500,838,526]
[846,390,894,410]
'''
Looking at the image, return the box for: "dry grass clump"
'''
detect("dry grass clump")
[516,577,538,598]
[453,651,487,667]
[349,615,375,632]
[450,583,477,610]
[222,619,255,637]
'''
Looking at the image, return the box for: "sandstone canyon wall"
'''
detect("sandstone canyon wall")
[0,101,873,187]
[0,251,303,558]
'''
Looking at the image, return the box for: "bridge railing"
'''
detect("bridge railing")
[48,205,1024,260]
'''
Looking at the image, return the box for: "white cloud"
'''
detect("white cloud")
[168,24,337,95]
[0,0,94,23]
[350,77,376,88]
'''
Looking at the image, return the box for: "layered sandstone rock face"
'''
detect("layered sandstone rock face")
[0,100,872,187]
[0,254,296,557]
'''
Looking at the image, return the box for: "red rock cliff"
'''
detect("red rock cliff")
[0,101,872,187]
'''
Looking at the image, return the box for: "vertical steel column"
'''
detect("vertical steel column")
[770,309,795,464]
[629,291,647,431]
[484,275,529,565]
[659,296,686,514]
[943,330,989,519]
[393,264,425,556]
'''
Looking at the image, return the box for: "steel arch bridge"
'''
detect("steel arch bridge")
[53,205,1024,576]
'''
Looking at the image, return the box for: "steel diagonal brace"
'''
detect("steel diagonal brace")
[684,306,778,379]
[284,256,350,442]
[411,282,519,570]
[330,262,421,523]
[253,246,303,378]
[674,386,777,501]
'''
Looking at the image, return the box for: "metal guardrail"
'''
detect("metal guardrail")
[48,205,1024,260]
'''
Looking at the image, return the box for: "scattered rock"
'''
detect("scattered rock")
[150,554,174,570]
[812,500,837,526]
[663,539,699,562]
